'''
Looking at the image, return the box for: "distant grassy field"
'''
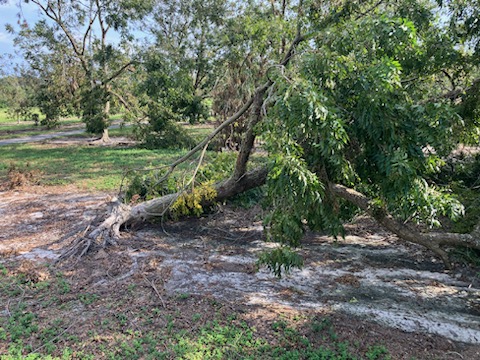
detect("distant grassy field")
[0,108,9,123]
[0,120,249,193]
[0,113,124,139]
[0,109,82,136]
[0,107,47,124]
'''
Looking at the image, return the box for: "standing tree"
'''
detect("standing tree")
[9,0,152,140]
[211,0,296,149]
[0,55,39,123]
[10,19,84,127]
[133,0,228,149]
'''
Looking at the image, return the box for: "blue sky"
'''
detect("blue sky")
[0,1,40,71]
[0,1,39,53]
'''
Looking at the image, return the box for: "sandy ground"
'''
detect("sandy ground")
[1,184,480,358]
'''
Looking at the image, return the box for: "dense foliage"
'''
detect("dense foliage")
[245,1,476,260]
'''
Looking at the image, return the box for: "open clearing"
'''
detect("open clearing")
[1,179,480,358]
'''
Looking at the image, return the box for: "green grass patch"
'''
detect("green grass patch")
[0,108,11,123]
[0,113,123,139]
[0,119,83,139]
[185,123,214,143]
[0,126,80,140]
[0,143,187,191]
[0,121,266,193]
[0,107,46,125]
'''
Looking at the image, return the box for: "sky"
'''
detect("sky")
[0,1,40,71]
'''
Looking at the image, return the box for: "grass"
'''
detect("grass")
[0,107,47,125]
[0,120,222,192]
[0,262,392,360]
[0,143,187,191]
[0,142,262,192]
[0,118,82,140]
[0,108,11,123]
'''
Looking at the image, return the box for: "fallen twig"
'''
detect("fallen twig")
[28,322,75,355]
[144,275,166,309]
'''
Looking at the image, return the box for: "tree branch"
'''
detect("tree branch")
[355,0,386,20]
[102,61,135,85]
[81,8,98,56]
[331,184,480,268]
[423,77,480,104]
[30,0,90,73]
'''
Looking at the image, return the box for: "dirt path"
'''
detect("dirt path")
[0,123,124,146]
[1,186,479,357]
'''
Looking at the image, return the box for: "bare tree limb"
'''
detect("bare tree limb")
[81,8,99,56]
[31,0,90,72]
[422,77,480,104]
[102,61,135,85]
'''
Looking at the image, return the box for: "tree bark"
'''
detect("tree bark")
[331,184,480,268]
[100,128,110,142]
[232,88,266,180]
[129,165,268,223]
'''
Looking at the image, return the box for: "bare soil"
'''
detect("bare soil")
[1,184,480,359]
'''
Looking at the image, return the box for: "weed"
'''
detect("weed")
[55,275,70,294]
[272,320,288,331]
[78,293,99,305]
[116,313,128,327]
[34,281,51,291]
[366,345,391,360]
[312,318,332,332]
[176,292,190,300]
[0,327,7,340]
[166,316,175,334]
[0,264,7,276]
[152,307,161,316]
[7,309,39,342]
[452,247,480,267]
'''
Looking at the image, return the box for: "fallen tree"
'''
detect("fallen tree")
[59,0,480,271]
[59,159,480,269]
[331,184,480,269]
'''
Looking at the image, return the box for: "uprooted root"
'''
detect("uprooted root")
[55,229,121,266]
[55,199,134,265]
[56,236,93,266]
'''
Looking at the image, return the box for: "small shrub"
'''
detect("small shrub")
[137,122,195,150]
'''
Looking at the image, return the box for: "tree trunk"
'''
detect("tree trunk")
[63,166,269,257]
[100,128,110,142]
[331,184,480,268]
[100,97,110,142]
